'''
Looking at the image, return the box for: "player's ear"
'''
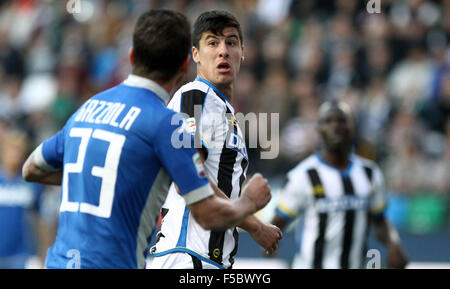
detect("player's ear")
[240,45,245,64]
[129,47,135,67]
[192,46,200,64]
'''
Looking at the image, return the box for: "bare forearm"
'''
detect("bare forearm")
[271,214,288,232]
[189,194,257,232]
[26,169,62,186]
[188,162,271,232]
[208,179,261,232]
[238,214,263,233]
[372,216,408,268]
[22,151,62,186]
[372,217,400,246]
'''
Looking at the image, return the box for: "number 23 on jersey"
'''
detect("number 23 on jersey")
[60,127,126,218]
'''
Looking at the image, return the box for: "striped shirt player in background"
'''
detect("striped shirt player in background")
[21,9,272,269]
[271,100,408,269]
[149,10,282,269]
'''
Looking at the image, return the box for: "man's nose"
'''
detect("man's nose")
[218,41,229,58]
[329,119,345,131]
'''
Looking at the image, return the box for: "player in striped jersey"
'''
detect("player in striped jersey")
[271,100,408,269]
[149,10,282,269]
[21,9,272,269]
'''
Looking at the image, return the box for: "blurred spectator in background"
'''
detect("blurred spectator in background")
[0,129,57,268]
[278,72,320,171]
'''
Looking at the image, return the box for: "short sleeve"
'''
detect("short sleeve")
[275,168,311,222]
[153,112,213,205]
[37,129,66,171]
[169,89,208,152]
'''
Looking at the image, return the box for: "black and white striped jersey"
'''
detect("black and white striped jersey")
[150,77,248,269]
[275,153,387,269]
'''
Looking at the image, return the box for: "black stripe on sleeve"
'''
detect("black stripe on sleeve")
[363,166,373,183]
[180,89,207,153]
[180,89,206,118]
[306,169,327,269]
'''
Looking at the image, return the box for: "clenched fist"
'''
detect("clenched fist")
[242,173,271,212]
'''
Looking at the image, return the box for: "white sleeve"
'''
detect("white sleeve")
[276,168,311,221]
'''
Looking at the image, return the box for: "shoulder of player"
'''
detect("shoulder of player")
[287,154,318,179]
[171,80,209,100]
[351,154,380,170]
[170,81,207,106]
[184,80,225,104]
[184,80,210,93]
[171,80,227,116]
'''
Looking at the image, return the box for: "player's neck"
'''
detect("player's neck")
[131,70,177,96]
[196,73,234,103]
[320,150,351,171]
[217,84,233,103]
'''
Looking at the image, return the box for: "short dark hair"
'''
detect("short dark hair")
[132,9,191,82]
[193,10,243,49]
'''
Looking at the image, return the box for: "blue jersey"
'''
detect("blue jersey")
[0,170,43,263]
[40,75,213,269]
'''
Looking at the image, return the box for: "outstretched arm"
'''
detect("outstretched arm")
[188,173,272,232]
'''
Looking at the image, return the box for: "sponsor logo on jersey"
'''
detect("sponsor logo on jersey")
[185,117,196,135]
[226,131,248,160]
[315,196,369,213]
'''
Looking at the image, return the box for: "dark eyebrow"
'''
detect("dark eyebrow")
[204,34,219,41]
[225,34,239,40]
[204,34,239,41]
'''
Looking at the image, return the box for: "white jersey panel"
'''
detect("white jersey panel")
[276,153,387,269]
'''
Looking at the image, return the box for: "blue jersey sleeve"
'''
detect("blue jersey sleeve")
[41,129,65,170]
[154,112,213,205]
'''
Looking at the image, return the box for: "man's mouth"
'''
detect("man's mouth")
[217,62,231,73]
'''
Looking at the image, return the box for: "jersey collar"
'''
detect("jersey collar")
[315,153,354,178]
[123,74,170,105]
[195,77,232,106]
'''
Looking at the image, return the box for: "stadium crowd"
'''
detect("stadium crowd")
[0,0,448,248]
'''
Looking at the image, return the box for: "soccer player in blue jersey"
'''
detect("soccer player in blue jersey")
[21,9,271,269]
